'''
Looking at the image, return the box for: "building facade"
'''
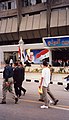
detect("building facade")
[0,0,69,66]
[0,0,69,44]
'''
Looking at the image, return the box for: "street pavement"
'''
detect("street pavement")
[0,71,69,120]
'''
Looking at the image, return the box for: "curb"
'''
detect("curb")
[26,79,67,86]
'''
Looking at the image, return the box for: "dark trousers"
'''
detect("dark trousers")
[14,82,26,97]
[20,86,26,92]
[19,82,26,97]
[14,83,20,97]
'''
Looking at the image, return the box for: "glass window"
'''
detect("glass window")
[31,0,36,5]
[24,0,28,6]
[0,0,16,11]
[8,2,11,9]
[36,0,41,4]
[8,0,16,9]
[11,1,15,9]
[41,0,47,3]
[0,2,7,10]
[11,0,16,9]
[22,0,47,7]
[22,0,31,7]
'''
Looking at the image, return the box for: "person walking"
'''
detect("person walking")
[13,62,22,98]
[64,75,69,91]
[13,62,26,98]
[39,60,59,109]
[18,62,26,97]
[0,60,18,104]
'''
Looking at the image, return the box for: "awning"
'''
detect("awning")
[11,17,17,33]
[0,19,8,41]
[32,14,40,38]
[25,15,34,39]
[0,19,7,33]
[11,17,18,40]
[6,18,13,40]
[50,10,58,36]
[39,11,47,37]
[58,9,67,35]
[67,9,69,34]
[20,16,28,39]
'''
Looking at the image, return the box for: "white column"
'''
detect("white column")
[49,49,52,65]
[19,37,24,65]
[0,48,4,68]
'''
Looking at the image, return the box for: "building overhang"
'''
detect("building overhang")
[43,36,69,49]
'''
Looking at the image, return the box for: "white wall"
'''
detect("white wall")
[0,44,18,52]
[0,43,44,62]
[0,47,4,67]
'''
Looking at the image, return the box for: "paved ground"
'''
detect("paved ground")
[0,70,69,120]
[0,79,69,120]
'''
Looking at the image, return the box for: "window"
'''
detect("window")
[42,0,47,3]
[0,0,16,11]
[8,2,11,9]
[23,0,28,6]
[31,0,36,5]
[0,2,6,10]
[11,1,16,9]
[22,0,45,7]
[36,0,41,4]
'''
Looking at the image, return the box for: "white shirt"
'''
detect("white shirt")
[42,67,50,87]
[10,59,13,64]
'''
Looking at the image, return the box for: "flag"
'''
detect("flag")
[18,46,21,59]
[36,49,49,60]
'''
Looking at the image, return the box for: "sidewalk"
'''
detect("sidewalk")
[25,72,68,85]
[0,67,68,86]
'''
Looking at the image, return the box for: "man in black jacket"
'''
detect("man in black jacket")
[18,62,26,97]
[13,62,20,97]
[0,60,18,104]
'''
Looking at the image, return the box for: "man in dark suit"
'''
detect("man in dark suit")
[18,62,26,97]
[13,62,20,98]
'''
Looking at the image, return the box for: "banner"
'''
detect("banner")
[25,49,49,64]
[36,49,49,60]
[43,36,69,47]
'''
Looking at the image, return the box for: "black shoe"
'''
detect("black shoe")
[39,99,44,102]
[23,90,26,96]
[54,100,59,105]
[15,97,18,104]
[0,101,6,104]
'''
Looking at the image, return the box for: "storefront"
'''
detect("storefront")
[43,36,69,66]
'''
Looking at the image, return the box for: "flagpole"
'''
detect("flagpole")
[19,37,24,65]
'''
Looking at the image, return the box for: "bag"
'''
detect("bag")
[38,87,43,94]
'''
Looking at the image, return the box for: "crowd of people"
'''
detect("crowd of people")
[0,59,59,109]
[52,60,69,67]
[0,60,26,104]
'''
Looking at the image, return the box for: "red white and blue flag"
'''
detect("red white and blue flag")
[36,49,49,60]
[18,46,21,59]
